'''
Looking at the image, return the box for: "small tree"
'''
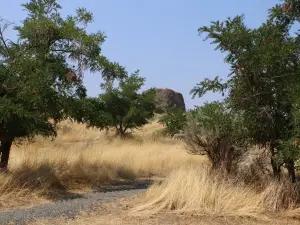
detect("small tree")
[86,71,156,137]
[190,1,300,181]
[158,109,187,137]
[0,0,126,170]
[180,101,248,174]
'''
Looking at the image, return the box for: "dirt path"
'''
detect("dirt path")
[29,194,300,225]
[0,183,149,225]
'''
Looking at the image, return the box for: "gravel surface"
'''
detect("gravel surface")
[0,183,149,225]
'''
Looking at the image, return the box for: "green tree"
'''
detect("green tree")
[0,0,126,170]
[158,109,187,137]
[85,71,156,137]
[180,101,248,174]
[191,1,300,181]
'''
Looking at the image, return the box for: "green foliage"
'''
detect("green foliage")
[158,109,187,137]
[190,76,228,99]
[181,102,248,174]
[0,0,126,169]
[191,0,300,180]
[67,97,109,130]
[85,72,156,137]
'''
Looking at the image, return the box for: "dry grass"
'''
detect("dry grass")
[0,118,300,225]
[0,119,206,209]
[133,166,300,221]
[2,119,300,224]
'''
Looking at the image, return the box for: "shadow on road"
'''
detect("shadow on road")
[0,180,152,225]
[45,179,153,202]
[90,179,153,193]
[99,180,152,193]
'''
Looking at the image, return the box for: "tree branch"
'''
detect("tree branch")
[0,18,13,54]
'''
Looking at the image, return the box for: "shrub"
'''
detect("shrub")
[158,109,187,137]
[179,102,248,174]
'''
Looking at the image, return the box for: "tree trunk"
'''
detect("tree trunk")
[115,128,120,137]
[270,142,281,180]
[286,159,296,183]
[271,157,281,180]
[115,125,126,138]
[0,139,13,171]
[119,130,126,138]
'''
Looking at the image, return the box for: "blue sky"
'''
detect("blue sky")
[1,0,278,109]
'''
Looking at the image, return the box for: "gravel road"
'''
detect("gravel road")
[0,183,149,225]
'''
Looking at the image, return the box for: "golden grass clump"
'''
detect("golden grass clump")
[133,166,300,220]
[133,166,265,218]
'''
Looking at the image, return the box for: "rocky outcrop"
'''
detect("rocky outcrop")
[153,88,186,113]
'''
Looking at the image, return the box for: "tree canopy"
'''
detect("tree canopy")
[82,71,156,137]
[190,0,300,181]
[0,0,126,169]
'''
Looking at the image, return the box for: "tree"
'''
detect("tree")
[191,1,300,181]
[179,101,248,174]
[158,109,187,137]
[85,71,156,137]
[0,0,126,170]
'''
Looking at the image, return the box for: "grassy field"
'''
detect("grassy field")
[0,119,206,209]
[1,119,300,224]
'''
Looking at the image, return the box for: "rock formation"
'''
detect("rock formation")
[153,88,186,113]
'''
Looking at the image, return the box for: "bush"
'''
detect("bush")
[158,109,187,137]
[179,102,248,174]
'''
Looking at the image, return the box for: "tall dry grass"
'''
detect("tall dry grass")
[2,119,300,222]
[133,166,300,220]
[0,120,206,208]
